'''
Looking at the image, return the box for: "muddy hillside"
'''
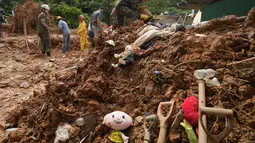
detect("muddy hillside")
[1,8,255,143]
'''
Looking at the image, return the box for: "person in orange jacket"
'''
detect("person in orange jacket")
[77,15,90,50]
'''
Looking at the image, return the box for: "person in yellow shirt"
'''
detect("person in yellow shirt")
[77,15,90,51]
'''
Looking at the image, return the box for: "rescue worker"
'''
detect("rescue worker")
[77,15,90,51]
[110,0,120,30]
[0,7,4,39]
[56,16,70,53]
[92,7,104,46]
[87,15,94,46]
[113,0,148,27]
[37,4,51,57]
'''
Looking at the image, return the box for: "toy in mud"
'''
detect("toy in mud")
[112,45,136,68]
[103,111,133,143]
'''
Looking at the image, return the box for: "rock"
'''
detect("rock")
[164,86,175,98]
[75,118,85,127]
[145,83,154,97]
[249,120,255,129]
[169,130,181,143]
[88,100,100,109]
[123,103,136,115]
[69,126,80,137]
[8,128,26,142]
[133,109,141,116]
[134,116,143,124]
[5,128,19,137]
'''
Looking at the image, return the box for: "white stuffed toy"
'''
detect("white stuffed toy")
[103,111,133,143]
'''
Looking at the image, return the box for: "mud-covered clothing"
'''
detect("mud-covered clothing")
[115,0,141,26]
[117,50,134,67]
[37,12,51,54]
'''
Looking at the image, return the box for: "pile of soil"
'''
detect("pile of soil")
[12,0,40,34]
[2,8,255,143]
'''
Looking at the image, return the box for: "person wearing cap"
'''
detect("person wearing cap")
[114,0,148,27]
[0,6,4,39]
[77,15,90,51]
[92,7,104,46]
[37,4,51,57]
[56,16,70,53]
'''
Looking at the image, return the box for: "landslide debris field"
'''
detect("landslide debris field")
[1,8,255,143]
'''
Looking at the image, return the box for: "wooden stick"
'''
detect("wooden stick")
[227,57,255,66]
[25,38,30,53]
[23,18,27,36]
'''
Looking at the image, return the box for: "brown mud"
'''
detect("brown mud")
[1,7,255,143]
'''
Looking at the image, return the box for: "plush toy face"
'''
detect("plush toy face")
[103,111,133,131]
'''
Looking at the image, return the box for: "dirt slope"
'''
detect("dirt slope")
[1,10,255,143]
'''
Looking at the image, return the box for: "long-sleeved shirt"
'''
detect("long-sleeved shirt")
[77,21,87,38]
[58,20,70,35]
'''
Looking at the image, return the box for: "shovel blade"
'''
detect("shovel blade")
[199,106,234,143]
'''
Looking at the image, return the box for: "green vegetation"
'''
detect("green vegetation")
[0,0,187,28]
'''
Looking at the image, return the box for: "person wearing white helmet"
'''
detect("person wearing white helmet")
[37,4,51,57]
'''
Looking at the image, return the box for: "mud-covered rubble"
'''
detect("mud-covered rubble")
[2,8,255,143]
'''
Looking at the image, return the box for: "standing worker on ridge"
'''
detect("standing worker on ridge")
[112,0,148,27]
[77,15,90,51]
[92,7,104,46]
[56,16,70,53]
[37,4,51,57]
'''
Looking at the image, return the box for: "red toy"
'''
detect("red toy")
[182,96,199,128]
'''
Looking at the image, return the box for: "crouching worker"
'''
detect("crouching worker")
[111,45,135,68]
[56,16,70,53]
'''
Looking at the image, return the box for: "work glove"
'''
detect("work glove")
[180,119,198,143]
[140,14,150,21]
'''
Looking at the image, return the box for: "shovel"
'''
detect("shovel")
[144,115,158,143]
[199,107,233,143]
[195,69,233,143]
[157,101,175,143]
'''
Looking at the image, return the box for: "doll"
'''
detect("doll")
[103,111,133,143]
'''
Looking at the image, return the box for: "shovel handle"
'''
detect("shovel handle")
[158,126,167,143]
[144,129,151,143]
[199,106,234,143]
